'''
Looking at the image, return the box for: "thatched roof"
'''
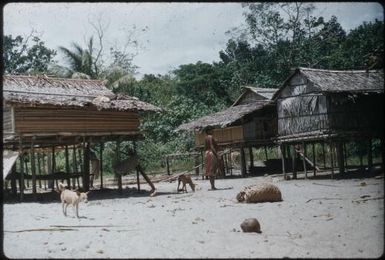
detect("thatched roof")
[176,100,272,131]
[273,68,384,99]
[3,75,162,112]
[232,86,277,106]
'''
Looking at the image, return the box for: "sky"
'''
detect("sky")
[3,2,384,78]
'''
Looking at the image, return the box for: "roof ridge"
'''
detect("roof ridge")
[3,74,104,83]
[298,67,382,73]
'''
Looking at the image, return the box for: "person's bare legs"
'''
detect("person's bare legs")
[209,176,217,190]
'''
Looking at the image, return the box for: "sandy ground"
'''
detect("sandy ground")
[2,171,384,259]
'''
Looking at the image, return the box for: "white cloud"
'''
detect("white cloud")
[3,2,383,77]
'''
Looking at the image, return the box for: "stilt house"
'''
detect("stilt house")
[3,74,161,200]
[177,86,277,177]
[272,67,384,178]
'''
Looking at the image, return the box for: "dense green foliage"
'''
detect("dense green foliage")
[3,3,383,174]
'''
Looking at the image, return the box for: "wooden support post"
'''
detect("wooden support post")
[166,156,170,176]
[72,145,77,188]
[65,145,71,189]
[367,138,373,172]
[43,154,47,190]
[19,139,24,201]
[24,159,29,188]
[240,147,247,177]
[249,147,254,170]
[292,145,297,179]
[343,142,348,168]
[336,141,345,175]
[322,141,326,169]
[264,146,268,161]
[30,141,37,198]
[83,141,90,192]
[37,153,42,188]
[312,143,316,177]
[116,140,122,194]
[78,149,83,174]
[137,164,156,193]
[195,154,200,176]
[133,141,140,192]
[100,142,104,189]
[330,141,334,179]
[280,144,286,180]
[11,164,17,196]
[302,142,307,179]
[381,138,385,172]
[51,146,56,191]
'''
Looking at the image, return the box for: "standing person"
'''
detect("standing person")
[204,128,221,190]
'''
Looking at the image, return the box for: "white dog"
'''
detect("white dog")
[58,182,89,218]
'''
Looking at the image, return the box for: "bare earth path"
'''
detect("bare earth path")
[3,173,384,258]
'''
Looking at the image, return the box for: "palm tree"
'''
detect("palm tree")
[51,37,96,79]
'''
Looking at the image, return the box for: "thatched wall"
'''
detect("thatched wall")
[275,68,384,139]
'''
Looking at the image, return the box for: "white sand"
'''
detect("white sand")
[3,173,384,258]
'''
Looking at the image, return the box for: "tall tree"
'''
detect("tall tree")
[3,34,56,74]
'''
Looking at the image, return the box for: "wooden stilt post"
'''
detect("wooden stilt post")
[336,141,345,175]
[330,141,334,179]
[51,146,56,191]
[201,150,205,179]
[72,145,78,188]
[292,145,297,179]
[43,153,47,190]
[367,138,373,172]
[240,147,247,177]
[24,159,29,188]
[65,145,70,189]
[100,142,104,189]
[381,138,385,172]
[302,142,307,179]
[116,139,122,194]
[264,146,268,161]
[249,147,254,171]
[343,142,348,168]
[11,164,17,196]
[195,153,200,176]
[280,144,286,180]
[83,139,90,192]
[359,140,364,172]
[312,142,316,177]
[30,140,37,198]
[19,139,24,201]
[133,140,140,192]
[166,156,170,175]
[322,141,326,169]
[37,152,42,188]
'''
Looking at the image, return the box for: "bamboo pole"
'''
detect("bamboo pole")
[343,142,348,168]
[51,146,56,191]
[166,156,170,176]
